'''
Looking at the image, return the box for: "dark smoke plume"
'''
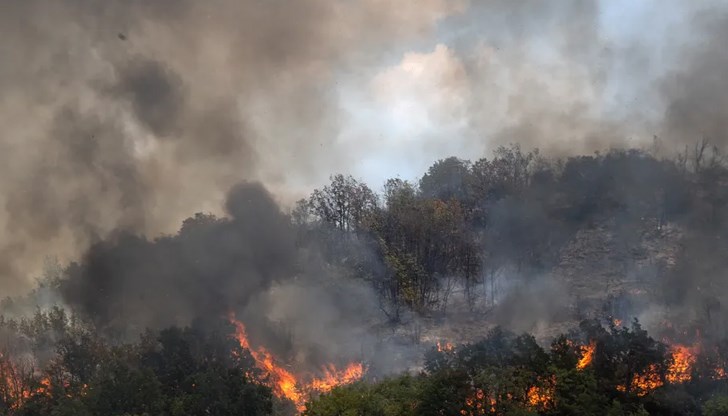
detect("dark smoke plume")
[61,182,295,335]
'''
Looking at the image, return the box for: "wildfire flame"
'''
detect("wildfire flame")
[666,344,697,384]
[437,341,454,352]
[310,363,364,393]
[460,388,495,416]
[577,341,596,370]
[632,364,664,396]
[0,353,59,409]
[227,313,364,412]
[527,375,555,410]
[527,386,552,410]
[228,315,303,405]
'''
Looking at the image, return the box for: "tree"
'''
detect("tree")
[309,174,377,232]
[419,157,472,202]
[704,394,728,416]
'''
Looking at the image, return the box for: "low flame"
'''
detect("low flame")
[228,313,364,412]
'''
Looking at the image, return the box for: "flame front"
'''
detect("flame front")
[228,313,364,412]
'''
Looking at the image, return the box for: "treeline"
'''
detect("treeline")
[5,309,728,415]
[305,320,728,416]
[293,143,728,318]
[0,308,275,416]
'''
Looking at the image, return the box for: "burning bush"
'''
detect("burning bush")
[306,319,728,416]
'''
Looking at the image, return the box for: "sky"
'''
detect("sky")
[328,0,690,189]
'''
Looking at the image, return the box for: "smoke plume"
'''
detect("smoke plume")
[4,2,728,363]
[0,0,462,292]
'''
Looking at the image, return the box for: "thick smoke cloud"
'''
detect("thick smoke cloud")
[4,1,728,324]
[60,181,411,370]
[113,58,186,138]
[659,8,728,147]
[60,182,296,335]
[0,0,461,292]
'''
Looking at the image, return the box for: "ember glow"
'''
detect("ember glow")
[0,353,29,409]
[0,354,57,409]
[228,313,364,412]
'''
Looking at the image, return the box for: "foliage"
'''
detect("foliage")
[308,321,728,416]
[0,313,273,416]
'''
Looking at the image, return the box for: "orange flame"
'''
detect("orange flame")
[666,344,697,384]
[527,375,555,410]
[613,343,723,395]
[0,352,34,409]
[577,341,596,370]
[227,313,364,412]
[527,386,551,409]
[616,364,663,396]
[310,363,364,393]
[229,315,303,406]
[460,388,494,415]
[437,341,454,352]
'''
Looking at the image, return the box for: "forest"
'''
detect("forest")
[1,142,728,415]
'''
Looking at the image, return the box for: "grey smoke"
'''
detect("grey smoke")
[60,182,296,335]
[0,0,458,292]
[3,1,728,354]
[113,58,186,138]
